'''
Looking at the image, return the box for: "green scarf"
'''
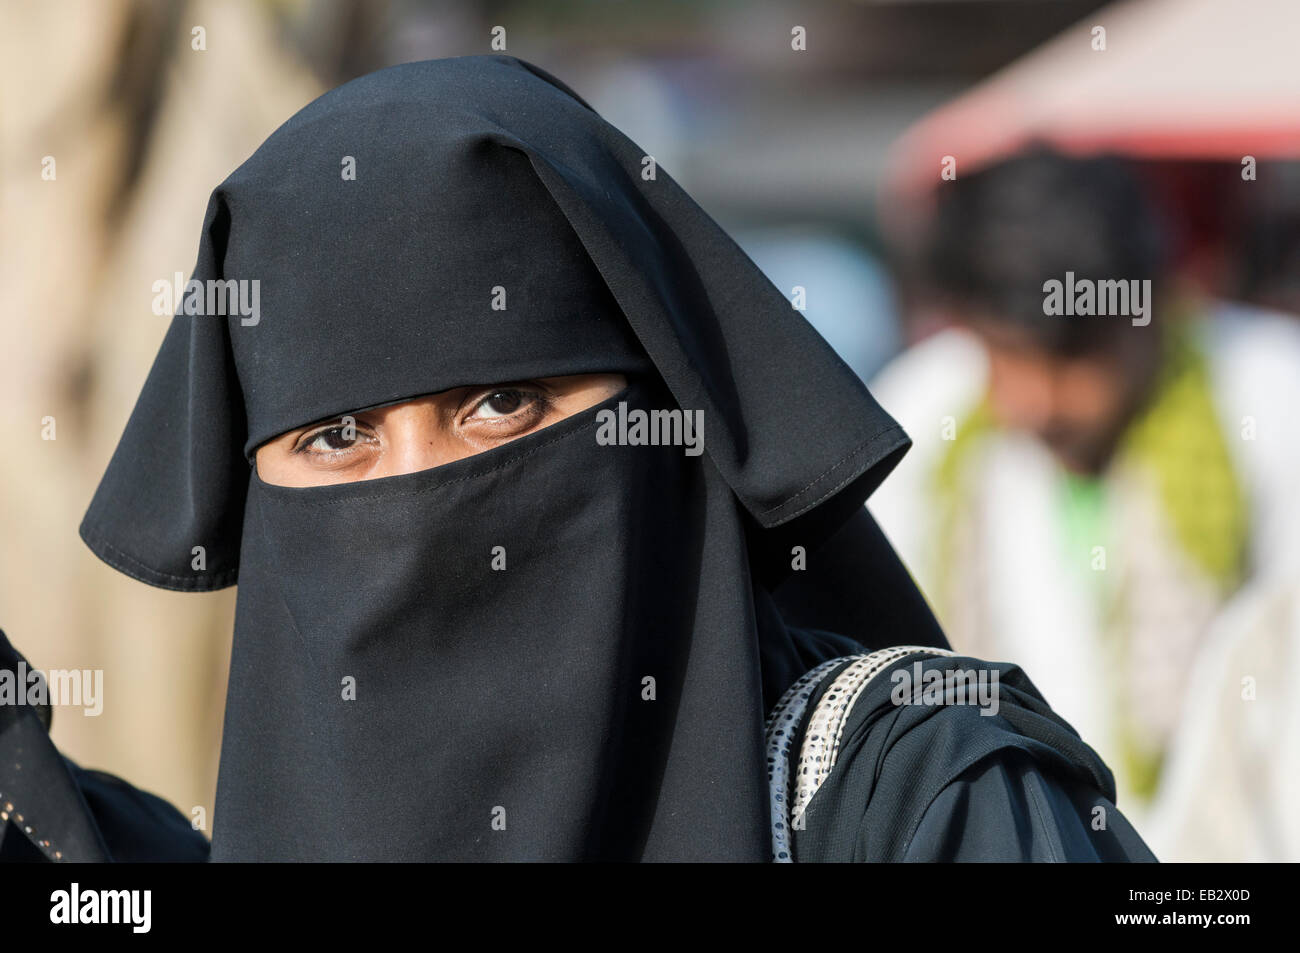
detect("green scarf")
[932,320,1249,801]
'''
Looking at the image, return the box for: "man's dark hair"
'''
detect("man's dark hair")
[925,147,1168,354]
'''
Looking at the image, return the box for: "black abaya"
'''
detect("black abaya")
[1,55,1156,863]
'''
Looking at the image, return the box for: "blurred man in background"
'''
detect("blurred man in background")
[868,149,1300,855]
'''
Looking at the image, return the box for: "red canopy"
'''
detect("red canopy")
[884,0,1300,204]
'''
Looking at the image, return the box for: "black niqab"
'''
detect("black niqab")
[79,55,945,861]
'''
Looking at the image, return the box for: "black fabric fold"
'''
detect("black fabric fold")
[791,653,1157,862]
[0,629,208,862]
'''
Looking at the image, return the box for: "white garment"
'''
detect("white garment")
[1143,574,1300,861]
[866,302,1300,858]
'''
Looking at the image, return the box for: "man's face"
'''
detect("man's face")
[967,319,1156,475]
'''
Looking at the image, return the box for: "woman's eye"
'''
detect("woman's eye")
[470,389,537,420]
[300,426,362,454]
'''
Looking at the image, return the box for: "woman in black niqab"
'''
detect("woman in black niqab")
[53,55,1153,862]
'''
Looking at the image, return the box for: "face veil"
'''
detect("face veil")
[79,54,947,861]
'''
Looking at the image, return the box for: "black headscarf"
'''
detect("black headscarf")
[79,54,946,861]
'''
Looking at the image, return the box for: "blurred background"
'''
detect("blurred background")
[4,0,1299,861]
